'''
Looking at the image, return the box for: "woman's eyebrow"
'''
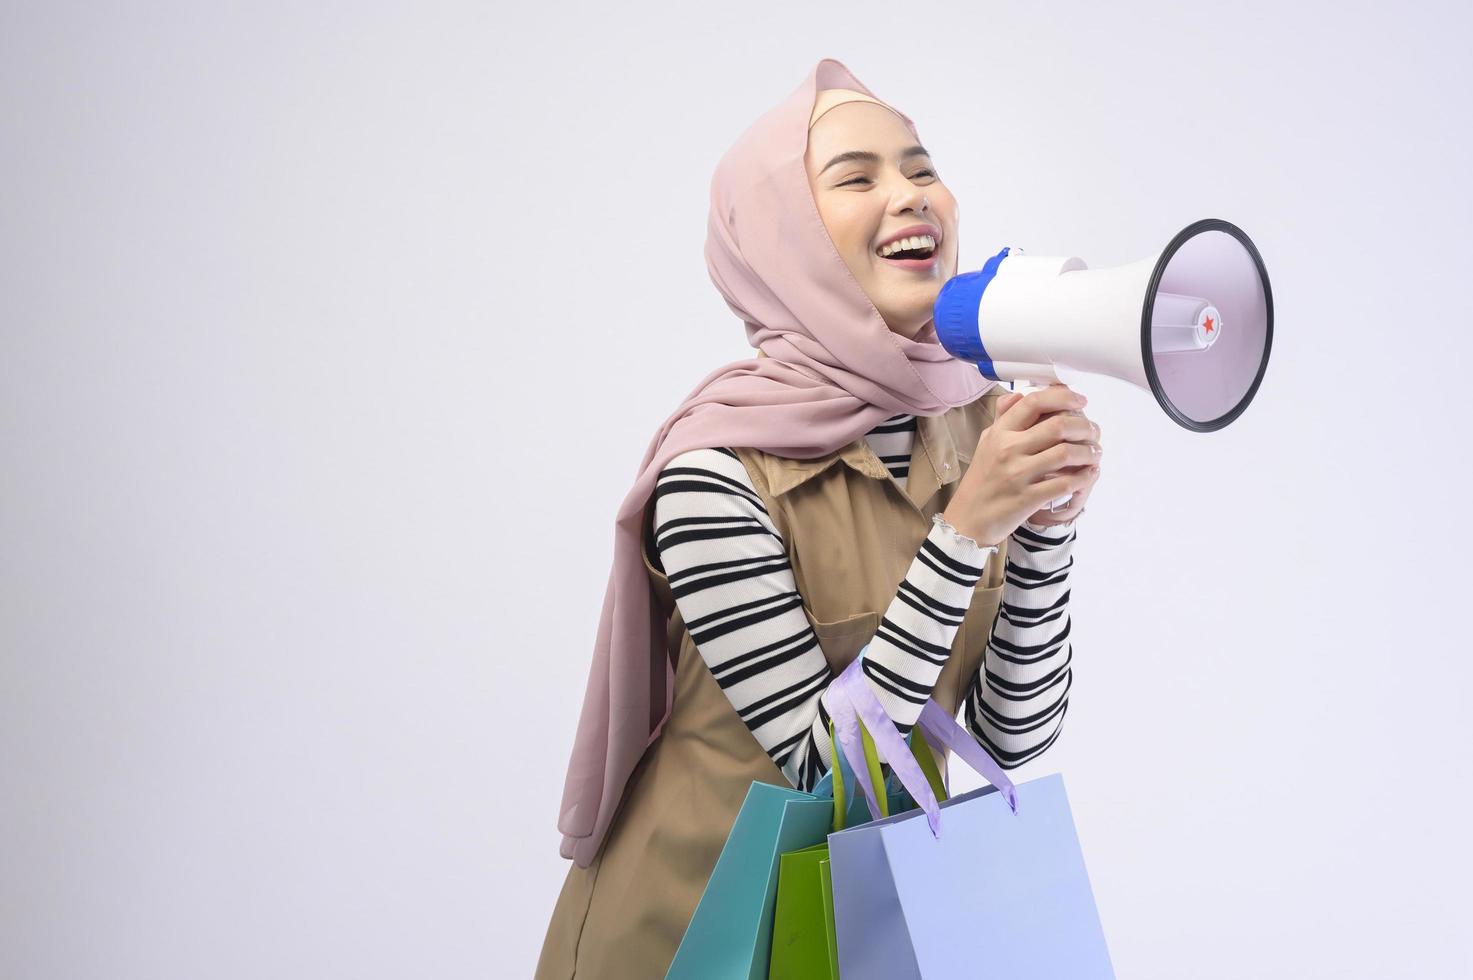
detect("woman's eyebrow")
[819,145,931,176]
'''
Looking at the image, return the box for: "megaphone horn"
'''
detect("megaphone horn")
[934,218,1273,433]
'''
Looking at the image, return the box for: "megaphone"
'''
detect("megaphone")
[935,218,1273,433]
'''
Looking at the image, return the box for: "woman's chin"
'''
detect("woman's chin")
[867,277,946,338]
[881,309,936,341]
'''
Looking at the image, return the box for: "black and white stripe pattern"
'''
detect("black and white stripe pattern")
[961,519,1075,769]
[651,423,1076,790]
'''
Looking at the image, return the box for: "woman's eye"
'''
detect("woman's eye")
[838,169,935,187]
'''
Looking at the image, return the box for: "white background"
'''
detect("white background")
[3,1,1470,977]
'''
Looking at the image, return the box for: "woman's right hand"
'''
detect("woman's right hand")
[940,384,1102,547]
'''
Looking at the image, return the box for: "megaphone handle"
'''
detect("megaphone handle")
[1011,379,1077,513]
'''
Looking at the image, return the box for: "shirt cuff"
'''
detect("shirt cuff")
[930,512,1000,570]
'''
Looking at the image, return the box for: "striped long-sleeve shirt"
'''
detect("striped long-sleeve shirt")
[650,412,1077,791]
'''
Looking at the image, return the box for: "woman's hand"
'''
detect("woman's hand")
[995,386,1102,528]
[941,383,1102,546]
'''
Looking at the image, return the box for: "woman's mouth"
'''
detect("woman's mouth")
[875,233,938,271]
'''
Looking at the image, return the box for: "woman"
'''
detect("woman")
[536,58,1102,979]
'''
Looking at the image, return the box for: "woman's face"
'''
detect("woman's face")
[804,101,959,340]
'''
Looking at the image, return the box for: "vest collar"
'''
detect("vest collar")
[749,350,980,507]
[766,409,964,507]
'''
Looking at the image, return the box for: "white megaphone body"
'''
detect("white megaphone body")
[933,218,1273,508]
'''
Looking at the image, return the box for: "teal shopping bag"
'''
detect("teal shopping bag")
[665,723,910,980]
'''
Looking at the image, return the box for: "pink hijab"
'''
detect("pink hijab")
[556,57,995,866]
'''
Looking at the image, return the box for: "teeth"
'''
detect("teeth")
[877,234,936,257]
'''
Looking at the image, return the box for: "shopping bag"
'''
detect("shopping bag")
[823,658,1117,979]
[768,717,952,979]
[768,839,837,977]
[665,719,911,980]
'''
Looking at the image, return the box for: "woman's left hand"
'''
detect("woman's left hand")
[996,386,1102,527]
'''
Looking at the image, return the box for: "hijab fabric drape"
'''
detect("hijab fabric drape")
[556,57,995,867]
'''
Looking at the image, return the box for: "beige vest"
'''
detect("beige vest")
[535,386,1008,979]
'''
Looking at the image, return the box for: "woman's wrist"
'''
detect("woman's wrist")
[1021,507,1084,534]
[932,511,1002,558]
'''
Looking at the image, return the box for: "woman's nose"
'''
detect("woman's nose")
[892,183,929,216]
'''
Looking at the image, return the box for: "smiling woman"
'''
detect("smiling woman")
[535,59,1042,980]
[804,89,960,341]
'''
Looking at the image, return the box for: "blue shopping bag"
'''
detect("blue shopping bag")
[664,722,910,980]
[823,658,1117,979]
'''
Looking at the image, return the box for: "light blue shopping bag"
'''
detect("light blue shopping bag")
[822,658,1117,979]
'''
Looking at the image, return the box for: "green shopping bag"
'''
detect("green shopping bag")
[767,720,949,979]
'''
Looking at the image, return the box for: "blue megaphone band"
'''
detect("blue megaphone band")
[933,246,1011,381]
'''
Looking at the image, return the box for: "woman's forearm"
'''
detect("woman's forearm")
[963,519,1077,769]
[651,447,993,791]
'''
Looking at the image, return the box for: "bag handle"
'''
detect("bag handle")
[823,651,1019,838]
[826,712,947,832]
[826,716,889,833]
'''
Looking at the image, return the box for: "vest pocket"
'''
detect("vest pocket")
[968,575,1005,642]
[982,534,1008,589]
[803,608,881,674]
[933,578,1006,716]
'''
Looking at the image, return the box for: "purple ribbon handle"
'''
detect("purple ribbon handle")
[822,655,1018,839]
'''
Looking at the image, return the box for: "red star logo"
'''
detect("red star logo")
[1203,316,1215,334]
